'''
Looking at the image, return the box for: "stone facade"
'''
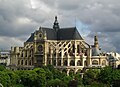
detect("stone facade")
[10,17,108,74]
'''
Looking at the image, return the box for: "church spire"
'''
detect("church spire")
[53,16,59,31]
[94,35,99,48]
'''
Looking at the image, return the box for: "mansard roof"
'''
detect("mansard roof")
[26,27,83,42]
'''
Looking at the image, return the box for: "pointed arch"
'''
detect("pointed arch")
[53,60,56,66]
[29,60,32,65]
[25,60,27,65]
[63,60,67,66]
[77,60,82,66]
[58,60,61,66]
[70,60,75,66]
[18,60,20,65]
[21,60,23,65]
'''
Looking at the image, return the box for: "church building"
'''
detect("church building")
[10,16,108,74]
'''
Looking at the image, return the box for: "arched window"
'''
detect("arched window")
[25,50,27,57]
[53,60,56,66]
[58,60,61,66]
[72,44,75,53]
[18,60,20,65]
[102,60,106,65]
[92,60,98,65]
[29,60,32,65]
[30,49,33,57]
[63,60,67,66]
[21,60,23,65]
[77,45,80,53]
[21,52,23,57]
[77,60,82,66]
[70,60,75,66]
[25,60,27,65]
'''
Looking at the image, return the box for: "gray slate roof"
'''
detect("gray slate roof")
[26,27,83,42]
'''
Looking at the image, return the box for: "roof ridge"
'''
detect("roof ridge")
[60,27,76,29]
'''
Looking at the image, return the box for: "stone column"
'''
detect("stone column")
[87,48,91,66]
[44,42,48,66]
[67,58,70,66]
[75,59,77,66]
[50,48,53,65]
[74,41,77,57]
[82,58,85,67]
[61,49,64,66]
[67,53,70,66]
[89,48,92,65]
[44,53,47,66]
[56,49,58,66]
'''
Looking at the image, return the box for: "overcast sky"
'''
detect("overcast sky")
[0,0,120,53]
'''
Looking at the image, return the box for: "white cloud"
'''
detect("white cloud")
[0,36,23,49]
[0,0,120,53]
[17,17,31,24]
[30,0,51,13]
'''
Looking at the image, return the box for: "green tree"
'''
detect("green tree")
[74,73,83,86]
[98,66,120,86]
[83,69,100,85]
[33,68,46,87]
[0,71,10,87]
[62,76,73,85]
[112,69,120,81]
[52,69,66,79]
[46,79,67,87]
[42,64,54,71]
[0,65,6,71]
[44,68,53,81]
[15,70,46,87]
[43,65,67,80]
[98,66,113,84]
[6,70,20,86]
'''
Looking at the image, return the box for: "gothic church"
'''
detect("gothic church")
[10,16,108,74]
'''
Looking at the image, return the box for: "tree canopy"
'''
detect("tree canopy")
[0,65,120,87]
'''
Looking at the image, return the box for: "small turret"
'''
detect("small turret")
[94,35,99,48]
[53,16,59,31]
